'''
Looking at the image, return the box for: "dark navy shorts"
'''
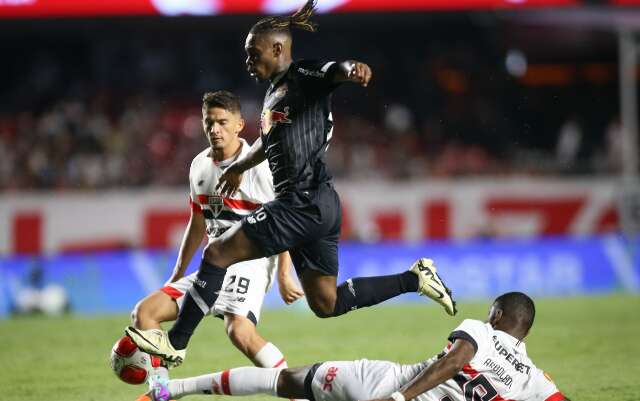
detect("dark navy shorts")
[241,183,341,276]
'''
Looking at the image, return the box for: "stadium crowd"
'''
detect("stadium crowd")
[0,15,622,190]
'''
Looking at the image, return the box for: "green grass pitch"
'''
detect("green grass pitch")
[1,295,639,401]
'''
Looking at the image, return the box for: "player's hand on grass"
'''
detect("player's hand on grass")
[217,163,243,197]
[278,274,305,305]
[348,61,372,87]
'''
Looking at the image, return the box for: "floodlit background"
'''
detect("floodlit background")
[0,2,640,400]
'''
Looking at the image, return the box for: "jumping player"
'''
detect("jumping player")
[126,0,456,368]
[144,292,569,401]
[121,91,304,383]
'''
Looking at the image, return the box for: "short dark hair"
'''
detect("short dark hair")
[250,0,317,35]
[202,91,241,114]
[493,292,536,332]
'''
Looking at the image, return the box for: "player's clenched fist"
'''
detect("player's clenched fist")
[346,60,372,87]
[216,163,243,197]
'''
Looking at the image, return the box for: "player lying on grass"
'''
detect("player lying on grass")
[126,0,456,370]
[140,292,569,401]
[116,91,304,381]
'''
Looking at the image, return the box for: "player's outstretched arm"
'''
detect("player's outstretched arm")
[362,339,475,401]
[333,60,372,87]
[217,137,267,197]
[277,252,304,304]
[167,209,206,283]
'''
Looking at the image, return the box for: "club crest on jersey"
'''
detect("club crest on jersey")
[261,106,292,135]
[206,194,224,218]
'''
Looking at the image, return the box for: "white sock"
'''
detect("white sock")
[254,343,307,401]
[168,367,281,398]
[254,342,288,368]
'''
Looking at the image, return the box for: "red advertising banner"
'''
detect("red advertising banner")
[0,0,584,19]
[0,179,621,254]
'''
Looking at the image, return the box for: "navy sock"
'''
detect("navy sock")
[332,271,418,316]
[168,260,226,350]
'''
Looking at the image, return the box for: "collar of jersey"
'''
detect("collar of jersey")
[268,66,289,94]
[493,326,528,353]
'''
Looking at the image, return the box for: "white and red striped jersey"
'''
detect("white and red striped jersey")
[189,138,274,241]
[417,319,565,401]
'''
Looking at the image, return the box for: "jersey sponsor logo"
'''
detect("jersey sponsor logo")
[261,107,292,135]
[322,366,339,391]
[491,336,531,374]
[298,67,325,78]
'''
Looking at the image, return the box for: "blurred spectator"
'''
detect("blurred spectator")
[0,15,622,190]
[555,115,582,168]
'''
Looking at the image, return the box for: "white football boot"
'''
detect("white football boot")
[125,327,185,369]
[410,258,457,316]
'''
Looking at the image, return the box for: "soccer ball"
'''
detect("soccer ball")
[110,336,162,385]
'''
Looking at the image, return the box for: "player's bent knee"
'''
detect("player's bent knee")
[227,326,255,353]
[225,315,258,354]
[307,298,336,318]
[131,300,153,328]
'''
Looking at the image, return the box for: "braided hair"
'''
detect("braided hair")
[250,0,318,35]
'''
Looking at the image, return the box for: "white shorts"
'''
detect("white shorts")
[161,256,277,324]
[308,359,433,401]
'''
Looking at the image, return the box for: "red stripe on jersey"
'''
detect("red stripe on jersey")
[190,196,203,213]
[545,392,565,401]
[462,364,479,378]
[223,197,261,211]
[160,286,184,300]
[273,358,286,368]
[221,370,231,395]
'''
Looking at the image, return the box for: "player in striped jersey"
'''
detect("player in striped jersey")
[126,0,455,368]
[124,91,304,390]
[145,292,570,401]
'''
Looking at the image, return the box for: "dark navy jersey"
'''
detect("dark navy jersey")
[260,59,340,197]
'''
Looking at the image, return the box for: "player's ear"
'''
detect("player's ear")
[488,304,502,327]
[236,117,245,134]
[273,42,283,58]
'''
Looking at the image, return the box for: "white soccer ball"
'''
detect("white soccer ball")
[110,336,162,385]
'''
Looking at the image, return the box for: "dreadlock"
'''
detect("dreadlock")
[250,0,318,35]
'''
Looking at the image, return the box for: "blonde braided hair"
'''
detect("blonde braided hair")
[251,0,318,34]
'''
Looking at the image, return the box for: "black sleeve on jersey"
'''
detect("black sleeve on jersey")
[448,331,478,353]
[294,59,341,94]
